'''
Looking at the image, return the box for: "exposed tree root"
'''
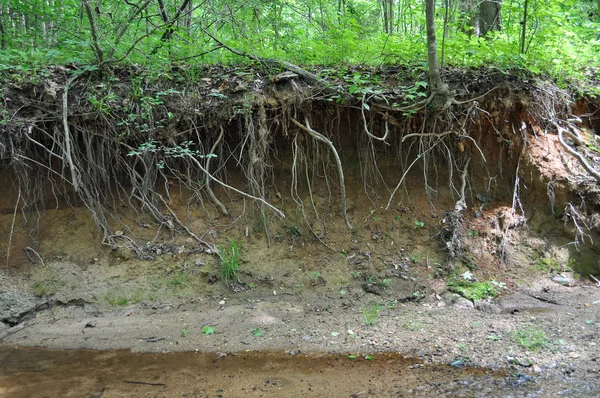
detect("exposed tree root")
[555,124,600,184]
[205,126,228,215]
[291,117,353,230]
[62,76,80,192]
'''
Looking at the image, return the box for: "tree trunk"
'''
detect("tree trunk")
[479,0,501,37]
[425,0,444,93]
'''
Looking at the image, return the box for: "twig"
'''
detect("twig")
[524,291,560,305]
[291,117,353,230]
[589,274,600,287]
[123,380,166,387]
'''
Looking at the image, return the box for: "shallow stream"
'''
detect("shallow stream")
[0,345,596,397]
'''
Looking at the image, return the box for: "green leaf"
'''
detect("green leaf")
[202,326,215,335]
[347,355,357,359]
[364,355,375,360]
[252,327,264,337]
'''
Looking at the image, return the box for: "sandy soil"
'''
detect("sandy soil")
[0,126,599,396]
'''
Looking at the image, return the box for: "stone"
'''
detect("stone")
[474,301,502,314]
[0,292,38,324]
[441,292,474,310]
[551,276,574,286]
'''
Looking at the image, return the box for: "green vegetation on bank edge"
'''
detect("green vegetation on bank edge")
[447,279,498,301]
[512,326,550,351]
[0,0,598,92]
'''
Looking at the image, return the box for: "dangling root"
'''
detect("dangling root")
[206,126,228,215]
[441,158,470,259]
[158,195,219,256]
[454,158,470,212]
[183,152,284,218]
[291,117,353,230]
[62,76,80,192]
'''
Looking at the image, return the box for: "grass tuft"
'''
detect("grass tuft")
[220,239,241,281]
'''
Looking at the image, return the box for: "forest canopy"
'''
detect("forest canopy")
[0,0,599,84]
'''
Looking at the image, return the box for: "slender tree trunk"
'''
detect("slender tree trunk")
[0,19,5,51]
[0,4,6,50]
[425,0,444,93]
[520,0,528,54]
[382,0,388,33]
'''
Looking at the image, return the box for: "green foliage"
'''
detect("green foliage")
[285,225,301,238]
[1,0,598,89]
[512,327,549,351]
[534,257,559,272]
[219,239,241,282]
[362,301,381,327]
[378,278,391,287]
[202,326,215,335]
[252,327,264,337]
[32,279,65,297]
[447,279,498,301]
[402,319,422,331]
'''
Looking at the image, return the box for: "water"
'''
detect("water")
[0,345,595,397]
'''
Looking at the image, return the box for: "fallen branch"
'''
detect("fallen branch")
[291,117,353,230]
[123,380,166,387]
[199,27,328,88]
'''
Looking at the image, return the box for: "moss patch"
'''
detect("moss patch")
[32,279,65,297]
[447,280,498,301]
